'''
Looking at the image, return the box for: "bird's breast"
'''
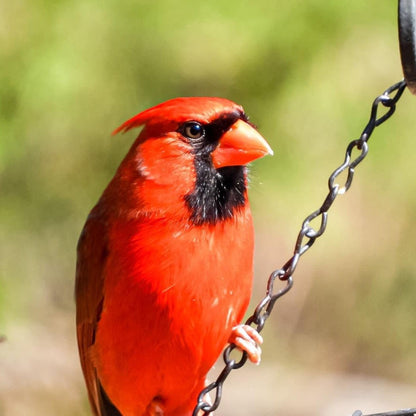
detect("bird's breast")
[99,209,254,365]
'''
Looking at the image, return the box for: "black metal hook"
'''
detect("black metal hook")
[399,0,416,94]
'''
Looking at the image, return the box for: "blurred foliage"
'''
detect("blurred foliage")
[1,0,416,415]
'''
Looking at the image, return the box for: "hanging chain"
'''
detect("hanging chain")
[193,79,408,416]
[353,408,416,416]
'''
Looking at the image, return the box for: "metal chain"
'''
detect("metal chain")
[353,409,416,416]
[192,79,408,416]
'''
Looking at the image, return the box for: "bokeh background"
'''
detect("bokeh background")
[1,1,416,415]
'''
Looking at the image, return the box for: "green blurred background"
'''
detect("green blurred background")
[1,1,416,415]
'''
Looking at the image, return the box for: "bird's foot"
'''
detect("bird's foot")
[228,324,263,365]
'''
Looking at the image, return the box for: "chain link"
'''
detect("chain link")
[353,409,416,416]
[192,79,408,416]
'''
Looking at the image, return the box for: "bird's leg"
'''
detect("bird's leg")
[228,325,263,364]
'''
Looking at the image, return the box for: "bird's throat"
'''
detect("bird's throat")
[185,162,247,226]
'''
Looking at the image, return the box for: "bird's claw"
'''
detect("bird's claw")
[228,324,263,365]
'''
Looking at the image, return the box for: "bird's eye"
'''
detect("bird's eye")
[183,122,205,140]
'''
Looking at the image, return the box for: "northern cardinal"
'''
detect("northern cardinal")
[76,97,273,416]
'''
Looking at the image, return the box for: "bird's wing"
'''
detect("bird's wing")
[75,212,109,416]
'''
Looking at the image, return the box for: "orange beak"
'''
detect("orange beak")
[211,119,273,169]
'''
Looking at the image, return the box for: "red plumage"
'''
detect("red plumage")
[76,97,272,416]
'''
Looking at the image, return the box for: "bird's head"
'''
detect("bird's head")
[112,97,273,225]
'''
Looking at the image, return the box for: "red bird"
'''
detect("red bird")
[76,97,273,416]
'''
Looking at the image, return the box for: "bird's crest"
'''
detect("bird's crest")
[112,97,242,135]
